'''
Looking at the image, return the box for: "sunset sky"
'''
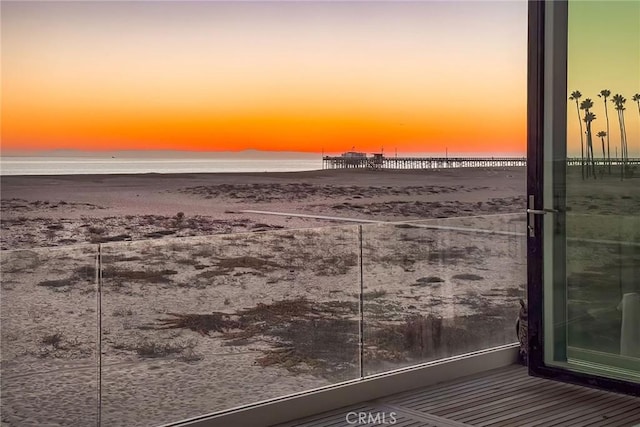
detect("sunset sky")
[2,1,528,155]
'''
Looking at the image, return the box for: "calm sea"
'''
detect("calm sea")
[0,157,324,176]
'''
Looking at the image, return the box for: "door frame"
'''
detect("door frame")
[526,0,640,396]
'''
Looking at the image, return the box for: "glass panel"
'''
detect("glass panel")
[566,214,640,374]
[0,246,99,426]
[99,226,361,426]
[361,213,526,375]
[545,0,640,381]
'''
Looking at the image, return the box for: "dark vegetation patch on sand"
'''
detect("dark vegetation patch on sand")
[103,267,179,284]
[452,273,485,281]
[147,298,516,379]
[35,331,93,359]
[1,198,105,213]
[412,276,445,286]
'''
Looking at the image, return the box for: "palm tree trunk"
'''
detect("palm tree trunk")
[584,131,590,179]
[586,123,596,179]
[604,100,611,174]
[575,101,585,179]
[590,141,596,178]
[618,110,625,180]
[621,112,628,176]
[601,136,606,176]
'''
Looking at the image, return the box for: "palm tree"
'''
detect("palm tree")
[612,94,628,178]
[598,90,612,174]
[569,91,585,179]
[596,130,607,176]
[580,98,596,178]
[633,93,640,118]
[583,111,597,179]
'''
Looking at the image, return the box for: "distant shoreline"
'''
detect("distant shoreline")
[0,157,325,176]
[0,166,525,179]
[0,153,528,176]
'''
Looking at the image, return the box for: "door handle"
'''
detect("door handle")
[527,195,560,237]
[526,208,559,215]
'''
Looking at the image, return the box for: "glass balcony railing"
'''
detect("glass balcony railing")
[99,227,361,426]
[0,214,525,426]
[361,213,526,375]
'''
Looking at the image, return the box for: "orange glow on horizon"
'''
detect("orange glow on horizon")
[2,102,526,154]
[1,1,527,155]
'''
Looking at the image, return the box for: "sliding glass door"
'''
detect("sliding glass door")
[528,0,640,394]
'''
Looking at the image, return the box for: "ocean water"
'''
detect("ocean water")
[0,157,324,176]
[0,152,526,176]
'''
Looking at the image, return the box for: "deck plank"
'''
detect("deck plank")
[440,383,584,421]
[271,365,640,427]
[380,404,472,427]
[517,392,636,427]
[403,376,542,411]
[415,378,559,415]
[461,388,589,426]
[567,403,640,427]
[385,366,525,407]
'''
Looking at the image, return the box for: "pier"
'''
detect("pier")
[322,156,640,170]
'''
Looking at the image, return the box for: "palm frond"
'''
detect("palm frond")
[580,98,594,110]
[612,94,625,103]
[569,90,582,100]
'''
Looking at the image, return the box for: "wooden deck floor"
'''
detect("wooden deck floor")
[274,365,640,427]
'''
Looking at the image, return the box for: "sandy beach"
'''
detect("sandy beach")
[1,168,528,427]
[1,168,526,250]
